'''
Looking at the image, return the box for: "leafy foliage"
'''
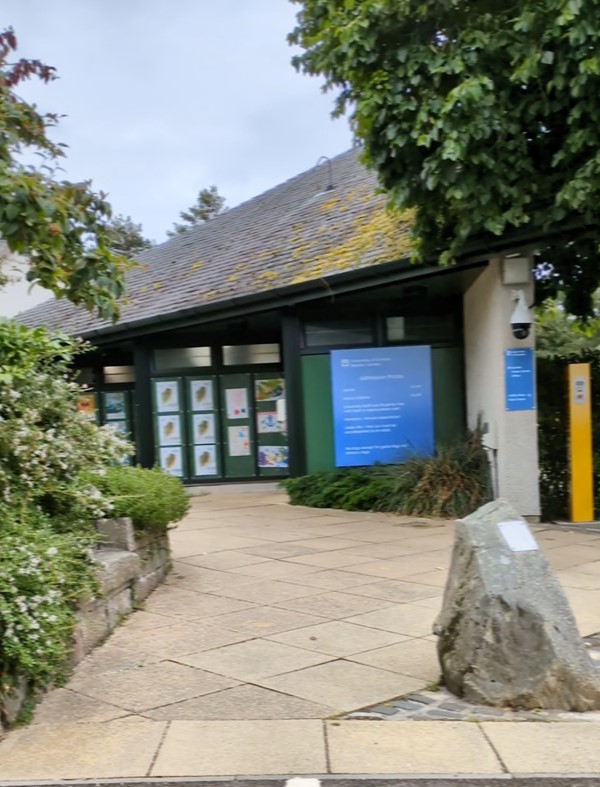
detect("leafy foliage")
[167,185,226,237]
[284,431,491,519]
[536,294,600,358]
[290,0,600,316]
[0,29,128,320]
[93,466,190,534]
[105,214,152,258]
[0,320,132,702]
[284,467,393,511]
[0,321,130,531]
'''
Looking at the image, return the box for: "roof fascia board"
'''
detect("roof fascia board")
[85,257,487,345]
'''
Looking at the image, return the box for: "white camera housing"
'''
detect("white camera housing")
[510,289,532,340]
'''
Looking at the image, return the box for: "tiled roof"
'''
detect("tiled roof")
[17,149,413,338]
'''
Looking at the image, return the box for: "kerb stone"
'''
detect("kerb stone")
[434,498,600,711]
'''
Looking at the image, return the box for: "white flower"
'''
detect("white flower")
[46,547,58,557]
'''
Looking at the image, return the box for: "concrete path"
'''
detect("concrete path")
[3,490,600,780]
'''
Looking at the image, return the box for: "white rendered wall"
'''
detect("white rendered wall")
[463,257,540,518]
[0,250,50,319]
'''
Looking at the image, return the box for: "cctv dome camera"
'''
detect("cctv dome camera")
[510,290,532,340]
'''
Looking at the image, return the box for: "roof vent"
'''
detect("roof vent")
[316,156,335,192]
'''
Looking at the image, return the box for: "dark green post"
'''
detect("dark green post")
[281,309,306,477]
[132,342,154,468]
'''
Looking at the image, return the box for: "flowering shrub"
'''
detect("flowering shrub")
[0,320,131,706]
[0,320,130,531]
[0,514,98,688]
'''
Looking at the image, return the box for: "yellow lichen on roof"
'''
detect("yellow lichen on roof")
[290,205,414,284]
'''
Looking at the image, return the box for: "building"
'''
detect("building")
[17,149,540,518]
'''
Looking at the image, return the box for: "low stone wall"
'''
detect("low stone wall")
[72,518,171,662]
[1,519,170,729]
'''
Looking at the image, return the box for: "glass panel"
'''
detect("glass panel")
[385,317,405,341]
[154,346,212,371]
[74,367,95,388]
[103,365,135,384]
[223,343,281,366]
[386,314,456,343]
[304,320,372,347]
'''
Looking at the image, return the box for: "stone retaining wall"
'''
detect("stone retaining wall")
[1,519,170,729]
[72,518,171,662]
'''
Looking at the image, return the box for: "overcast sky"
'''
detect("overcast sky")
[3,0,353,244]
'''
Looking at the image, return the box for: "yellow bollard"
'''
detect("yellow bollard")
[568,363,594,522]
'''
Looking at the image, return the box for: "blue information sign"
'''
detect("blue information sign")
[505,348,535,411]
[331,345,434,467]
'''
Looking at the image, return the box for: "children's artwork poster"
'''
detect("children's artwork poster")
[255,378,285,402]
[104,392,127,420]
[106,420,128,437]
[194,444,217,476]
[257,411,280,434]
[226,387,248,419]
[190,380,213,411]
[155,381,179,412]
[193,413,216,444]
[158,415,181,446]
[228,425,250,457]
[77,393,97,421]
[258,445,289,469]
[159,446,183,476]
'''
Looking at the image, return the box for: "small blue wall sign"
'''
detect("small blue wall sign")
[505,348,535,411]
[330,345,434,467]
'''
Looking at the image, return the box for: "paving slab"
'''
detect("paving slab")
[346,602,437,637]
[176,638,334,681]
[0,720,166,779]
[348,637,441,681]
[268,620,408,657]
[68,660,239,713]
[151,719,327,776]
[30,688,130,725]
[482,721,600,773]
[258,659,422,712]
[326,720,503,774]
[201,605,327,636]
[344,579,442,603]
[275,591,395,619]
[106,620,251,660]
[210,578,324,604]
[143,684,331,720]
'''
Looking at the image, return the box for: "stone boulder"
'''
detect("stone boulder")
[434,498,600,711]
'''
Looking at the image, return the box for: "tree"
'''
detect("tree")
[106,214,152,258]
[536,293,600,358]
[0,28,127,320]
[167,185,226,237]
[290,1,600,316]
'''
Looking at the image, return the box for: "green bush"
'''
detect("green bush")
[93,465,190,533]
[375,430,493,519]
[283,430,492,519]
[283,467,394,511]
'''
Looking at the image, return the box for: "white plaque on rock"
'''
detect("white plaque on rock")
[497,519,539,552]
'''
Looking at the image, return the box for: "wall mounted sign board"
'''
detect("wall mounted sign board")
[331,345,434,467]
